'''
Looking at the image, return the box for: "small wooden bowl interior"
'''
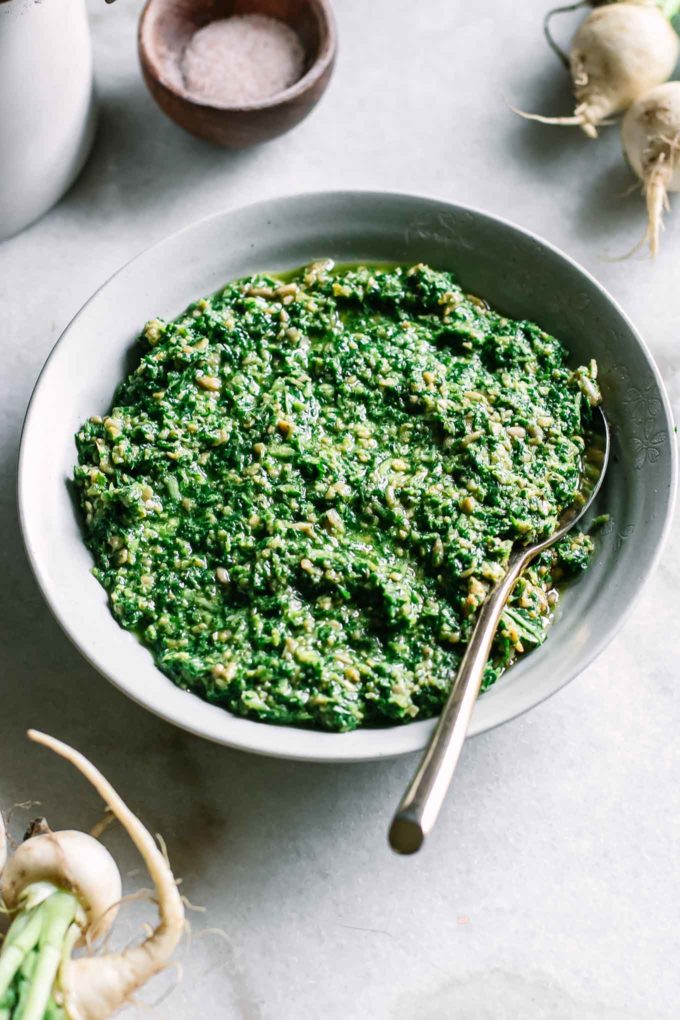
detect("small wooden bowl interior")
[139,0,336,147]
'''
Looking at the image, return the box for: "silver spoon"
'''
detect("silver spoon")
[389,406,610,855]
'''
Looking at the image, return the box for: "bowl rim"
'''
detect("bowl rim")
[17,189,678,762]
[137,0,338,114]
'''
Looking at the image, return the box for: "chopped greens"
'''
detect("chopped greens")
[74,262,600,732]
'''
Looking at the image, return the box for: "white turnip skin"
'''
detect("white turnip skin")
[622,80,680,254]
[2,829,121,945]
[27,730,185,1020]
[519,3,679,138]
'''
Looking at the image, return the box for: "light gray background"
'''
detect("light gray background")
[1,1,678,1017]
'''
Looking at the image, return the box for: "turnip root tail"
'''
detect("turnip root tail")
[621,82,680,256]
[643,156,673,257]
[512,104,607,138]
[27,730,185,1020]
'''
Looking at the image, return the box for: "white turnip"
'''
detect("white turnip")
[2,830,122,945]
[0,731,185,1019]
[622,79,680,253]
[518,1,680,138]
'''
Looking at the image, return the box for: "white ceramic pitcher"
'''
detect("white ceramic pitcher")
[0,0,96,241]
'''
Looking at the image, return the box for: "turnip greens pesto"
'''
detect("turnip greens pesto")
[75,262,600,732]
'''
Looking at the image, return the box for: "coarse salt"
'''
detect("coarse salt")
[181,14,305,107]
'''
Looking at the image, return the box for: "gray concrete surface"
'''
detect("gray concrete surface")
[0,2,678,1016]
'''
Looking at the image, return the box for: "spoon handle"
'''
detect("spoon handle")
[389,548,528,855]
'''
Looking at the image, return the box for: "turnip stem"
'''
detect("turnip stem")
[13,951,38,1018]
[0,908,44,998]
[544,1,589,69]
[20,892,79,1020]
[0,890,80,1019]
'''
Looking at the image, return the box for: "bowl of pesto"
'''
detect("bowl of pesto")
[19,192,676,761]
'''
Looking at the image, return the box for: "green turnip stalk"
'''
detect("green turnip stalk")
[517,1,680,137]
[0,886,83,1020]
[0,732,185,1020]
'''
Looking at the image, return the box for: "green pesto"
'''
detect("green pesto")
[74,262,599,732]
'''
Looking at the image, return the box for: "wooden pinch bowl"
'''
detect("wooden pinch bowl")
[138,0,337,148]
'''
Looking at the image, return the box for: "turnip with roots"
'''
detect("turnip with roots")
[622,80,680,253]
[0,731,185,1020]
[516,1,680,138]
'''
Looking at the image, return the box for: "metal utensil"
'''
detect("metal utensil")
[389,406,610,855]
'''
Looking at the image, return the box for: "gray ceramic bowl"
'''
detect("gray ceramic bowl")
[18,192,677,762]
